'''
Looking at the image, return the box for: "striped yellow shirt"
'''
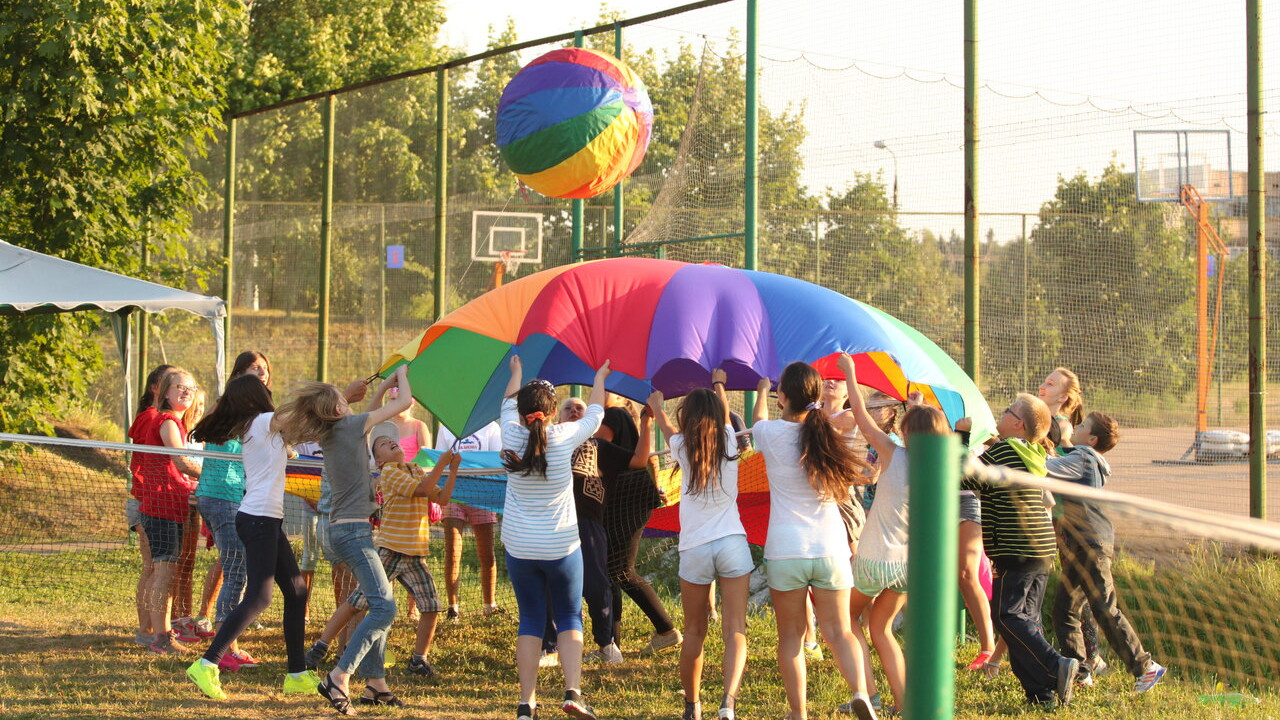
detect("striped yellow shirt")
[375,462,432,557]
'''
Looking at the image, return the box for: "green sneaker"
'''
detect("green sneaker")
[186,659,227,700]
[283,669,324,694]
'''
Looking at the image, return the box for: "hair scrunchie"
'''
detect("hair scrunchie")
[805,400,824,411]
[524,411,546,424]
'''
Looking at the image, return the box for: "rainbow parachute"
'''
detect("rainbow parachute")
[496,48,653,199]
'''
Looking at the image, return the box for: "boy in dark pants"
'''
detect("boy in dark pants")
[959,393,1078,707]
[1048,412,1166,693]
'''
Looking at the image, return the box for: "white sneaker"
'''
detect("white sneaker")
[600,643,623,665]
[1134,662,1166,693]
[539,651,559,668]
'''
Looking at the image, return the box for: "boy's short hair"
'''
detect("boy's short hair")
[1086,411,1120,453]
[1011,392,1052,446]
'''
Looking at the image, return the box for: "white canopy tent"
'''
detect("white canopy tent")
[0,240,226,430]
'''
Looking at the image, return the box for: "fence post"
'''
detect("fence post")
[743,0,760,423]
[317,94,335,383]
[222,116,236,363]
[572,30,585,264]
[905,433,959,720]
[963,0,980,383]
[613,23,625,258]
[434,68,449,321]
[1246,0,1266,519]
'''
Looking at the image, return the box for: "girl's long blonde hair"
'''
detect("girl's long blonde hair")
[1052,367,1084,426]
[275,382,346,445]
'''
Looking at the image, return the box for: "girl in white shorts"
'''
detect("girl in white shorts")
[648,368,748,720]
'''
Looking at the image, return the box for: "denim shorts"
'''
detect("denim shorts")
[139,512,184,562]
[765,555,854,592]
[679,534,754,585]
[959,492,982,525]
[126,497,142,531]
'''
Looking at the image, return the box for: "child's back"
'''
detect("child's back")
[1046,445,1113,548]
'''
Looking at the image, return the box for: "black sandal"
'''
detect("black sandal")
[358,686,405,707]
[317,675,356,715]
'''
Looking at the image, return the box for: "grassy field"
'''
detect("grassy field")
[2,546,1277,720]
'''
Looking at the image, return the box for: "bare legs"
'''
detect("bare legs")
[958,520,996,656]
[773,586,870,720]
[680,575,748,712]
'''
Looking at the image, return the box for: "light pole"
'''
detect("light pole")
[874,140,899,210]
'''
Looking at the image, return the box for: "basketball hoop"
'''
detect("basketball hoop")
[498,250,525,276]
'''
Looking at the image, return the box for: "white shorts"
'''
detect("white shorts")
[679,534,754,585]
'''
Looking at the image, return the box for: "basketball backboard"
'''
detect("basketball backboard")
[1133,130,1233,203]
[470,210,544,265]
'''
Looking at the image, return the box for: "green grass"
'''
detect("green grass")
[1,546,1278,720]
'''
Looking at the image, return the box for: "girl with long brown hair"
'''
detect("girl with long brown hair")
[648,368,747,720]
[751,362,878,720]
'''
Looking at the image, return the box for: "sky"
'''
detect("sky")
[440,0,1273,236]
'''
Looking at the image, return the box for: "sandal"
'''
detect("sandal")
[317,675,356,716]
[358,685,405,707]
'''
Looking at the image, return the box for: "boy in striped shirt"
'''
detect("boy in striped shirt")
[306,423,460,682]
[959,393,1078,707]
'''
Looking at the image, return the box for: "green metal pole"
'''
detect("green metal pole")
[743,0,760,423]
[317,94,335,382]
[222,117,236,363]
[572,30,585,264]
[905,433,959,720]
[137,240,150,394]
[612,24,624,258]
[434,69,449,320]
[1246,0,1266,519]
[963,0,980,383]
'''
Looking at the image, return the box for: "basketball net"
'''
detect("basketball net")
[492,250,524,289]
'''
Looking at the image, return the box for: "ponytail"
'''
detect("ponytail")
[502,380,558,476]
[779,362,869,503]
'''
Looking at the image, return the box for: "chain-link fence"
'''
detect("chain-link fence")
[145,0,1278,520]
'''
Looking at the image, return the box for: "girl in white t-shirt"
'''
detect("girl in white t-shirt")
[648,368,747,720]
[184,374,319,702]
[751,362,877,720]
[838,353,950,714]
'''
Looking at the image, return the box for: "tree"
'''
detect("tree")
[0,0,242,433]
[1028,164,1195,398]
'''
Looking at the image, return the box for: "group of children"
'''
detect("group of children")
[127,350,1166,718]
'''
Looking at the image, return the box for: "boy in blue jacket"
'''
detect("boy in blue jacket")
[1047,412,1165,693]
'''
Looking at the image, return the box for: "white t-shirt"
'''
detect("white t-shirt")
[238,412,288,519]
[500,398,604,560]
[857,447,909,565]
[671,425,745,552]
[751,419,852,561]
[436,422,502,452]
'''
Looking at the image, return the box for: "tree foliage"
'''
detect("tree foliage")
[0,0,242,433]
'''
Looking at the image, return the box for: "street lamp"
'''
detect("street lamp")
[874,140,899,210]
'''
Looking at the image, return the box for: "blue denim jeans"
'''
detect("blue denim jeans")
[198,496,246,623]
[329,521,395,679]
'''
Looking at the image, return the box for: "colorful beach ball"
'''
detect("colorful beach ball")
[496,48,653,200]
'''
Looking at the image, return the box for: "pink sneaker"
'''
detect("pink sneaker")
[217,653,242,672]
[229,650,260,668]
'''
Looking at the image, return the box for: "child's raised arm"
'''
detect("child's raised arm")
[838,353,897,462]
[711,368,731,427]
[364,366,412,432]
[752,376,772,424]
[647,390,678,440]
[630,404,655,469]
[504,354,523,399]
[427,450,462,505]
[587,360,611,408]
